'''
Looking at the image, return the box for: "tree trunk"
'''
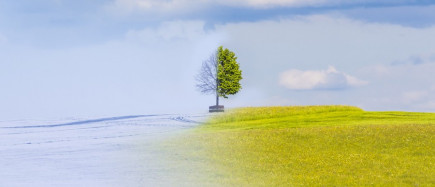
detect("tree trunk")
[216,62,219,106]
[216,92,219,106]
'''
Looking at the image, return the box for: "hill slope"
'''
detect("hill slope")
[169,106,435,186]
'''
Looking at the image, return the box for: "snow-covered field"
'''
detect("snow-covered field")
[0,114,209,186]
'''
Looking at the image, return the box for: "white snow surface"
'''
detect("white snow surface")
[0,114,209,187]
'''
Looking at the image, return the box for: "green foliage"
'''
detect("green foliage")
[217,46,242,98]
[163,106,435,186]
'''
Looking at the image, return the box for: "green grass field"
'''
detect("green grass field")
[164,106,435,186]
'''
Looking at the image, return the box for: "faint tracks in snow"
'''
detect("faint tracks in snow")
[2,115,158,129]
[169,116,201,124]
[1,114,208,129]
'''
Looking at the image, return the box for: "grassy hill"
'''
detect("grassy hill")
[164,106,435,186]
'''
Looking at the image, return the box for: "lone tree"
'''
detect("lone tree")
[196,46,242,112]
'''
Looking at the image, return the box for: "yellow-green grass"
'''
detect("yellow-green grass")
[202,105,435,130]
[163,106,435,186]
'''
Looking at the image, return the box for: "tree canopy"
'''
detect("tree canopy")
[217,46,242,98]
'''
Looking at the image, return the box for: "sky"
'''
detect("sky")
[1,0,435,119]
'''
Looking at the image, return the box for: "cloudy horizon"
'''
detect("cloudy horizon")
[1,0,435,120]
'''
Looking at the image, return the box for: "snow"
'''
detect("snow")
[0,114,209,186]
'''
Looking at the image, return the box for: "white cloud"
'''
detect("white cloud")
[357,58,435,111]
[106,0,349,14]
[106,0,409,14]
[218,0,330,8]
[365,53,435,77]
[107,0,195,14]
[126,20,206,43]
[279,66,367,90]
[391,53,435,66]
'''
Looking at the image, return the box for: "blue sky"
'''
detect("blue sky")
[1,0,435,119]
